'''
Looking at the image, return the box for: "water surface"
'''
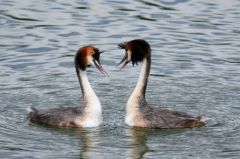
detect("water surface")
[0,0,240,158]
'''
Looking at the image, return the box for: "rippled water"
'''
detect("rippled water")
[0,0,240,158]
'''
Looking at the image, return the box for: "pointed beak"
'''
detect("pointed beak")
[93,60,109,76]
[117,53,130,69]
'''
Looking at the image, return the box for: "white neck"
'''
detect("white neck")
[80,71,98,103]
[128,58,150,101]
[78,70,102,126]
[125,58,150,125]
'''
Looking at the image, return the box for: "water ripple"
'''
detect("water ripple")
[3,13,40,22]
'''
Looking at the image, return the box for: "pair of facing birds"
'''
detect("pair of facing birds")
[28,39,206,129]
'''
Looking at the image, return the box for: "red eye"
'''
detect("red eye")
[92,52,100,62]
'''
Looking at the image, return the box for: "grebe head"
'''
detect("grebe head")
[75,46,108,75]
[118,39,151,68]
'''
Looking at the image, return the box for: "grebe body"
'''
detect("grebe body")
[118,39,205,128]
[28,46,108,127]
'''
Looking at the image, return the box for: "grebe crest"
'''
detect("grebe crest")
[75,46,107,75]
[118,39,150,67]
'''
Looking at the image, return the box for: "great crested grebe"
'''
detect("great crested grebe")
[118,39,205,128]
[28,46,108,127]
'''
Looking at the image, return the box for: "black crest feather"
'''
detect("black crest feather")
[129,39,151,66]
[75,48,86,70]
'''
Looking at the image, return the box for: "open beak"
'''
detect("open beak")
[117,53,130,69]
[93,60,109,76]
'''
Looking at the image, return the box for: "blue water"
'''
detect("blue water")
[0,0,240,158]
